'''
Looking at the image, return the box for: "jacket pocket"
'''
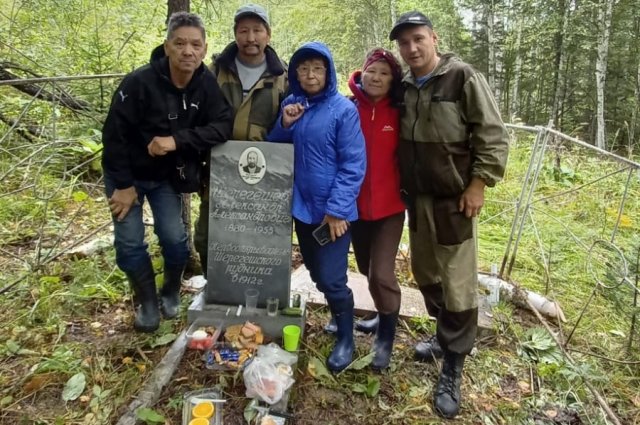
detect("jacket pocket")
[432,197,472,246]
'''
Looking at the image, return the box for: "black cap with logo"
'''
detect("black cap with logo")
[389,11,433,41]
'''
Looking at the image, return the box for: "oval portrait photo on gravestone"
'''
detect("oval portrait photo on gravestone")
[238,147,266,185]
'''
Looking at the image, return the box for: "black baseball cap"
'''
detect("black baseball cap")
[389,11,433,40]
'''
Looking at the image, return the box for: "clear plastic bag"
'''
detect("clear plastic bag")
[243,357,295,405]
[256,343,298,366]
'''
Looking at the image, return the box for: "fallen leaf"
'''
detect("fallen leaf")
[135,363,146,373]
[80,395,91,403]
[307,356,334,382]
[90,322,102,329]
[122,357,133,365]
[81,357,92,368]
[23,373,57,393]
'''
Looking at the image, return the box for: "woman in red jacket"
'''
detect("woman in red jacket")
[350,48,405,370]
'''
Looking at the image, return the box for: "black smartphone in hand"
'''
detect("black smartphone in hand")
[312,222,332,246]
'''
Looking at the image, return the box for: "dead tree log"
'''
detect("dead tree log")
[0,63,90,111]
[0,111,42,143]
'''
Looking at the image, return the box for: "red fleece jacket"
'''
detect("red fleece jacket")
[349,71,405,221]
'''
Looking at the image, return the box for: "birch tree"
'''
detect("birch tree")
[594,0,616,149]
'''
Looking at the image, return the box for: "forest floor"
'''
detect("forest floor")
[1,244,638,425]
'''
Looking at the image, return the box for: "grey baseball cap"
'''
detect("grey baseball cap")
[234,4,270,28]
[389,11,433,40]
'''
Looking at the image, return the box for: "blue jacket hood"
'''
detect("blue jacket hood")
[288,41,338,100]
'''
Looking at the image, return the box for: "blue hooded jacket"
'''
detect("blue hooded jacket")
[268,42,366,224]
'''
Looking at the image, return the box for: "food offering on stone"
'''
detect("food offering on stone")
[206,321,264,369]
[187,326,217,350]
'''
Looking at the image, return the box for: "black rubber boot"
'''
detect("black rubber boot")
[434,351,466,419]
[371,310,398,370]
[160,264,184,318]
[326,293,355,372]
[414,335,444,362]
[324,315,337,334]
[126,260,160,333]
[355,313,379,334]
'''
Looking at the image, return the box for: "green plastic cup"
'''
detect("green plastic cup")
[282,325,301,352]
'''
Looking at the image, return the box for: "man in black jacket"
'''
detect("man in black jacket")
[101,12,232,332]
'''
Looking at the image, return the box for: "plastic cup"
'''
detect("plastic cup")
[282,324,301,352]
[188,418,209,425]
[245,288,259,313]
[266,297,279,317]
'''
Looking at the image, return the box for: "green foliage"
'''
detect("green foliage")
[136,407,165,424]
[517,328,563,364]
[351,375,381,397]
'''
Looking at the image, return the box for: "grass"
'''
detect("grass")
[1,129,640,424]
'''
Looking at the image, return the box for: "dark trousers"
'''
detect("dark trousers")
[351,212,404,314]
[295,219,351,305]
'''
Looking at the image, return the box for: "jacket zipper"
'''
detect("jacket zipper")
[368,106,375,218]
[182,93,187,110]
[411,87,420,190]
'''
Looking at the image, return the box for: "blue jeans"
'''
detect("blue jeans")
[294,219,351,305]
[104,175,189,273]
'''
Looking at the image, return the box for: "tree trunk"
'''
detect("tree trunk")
[509,19,522,120]
[486,2,496,97]
[595,0,615,149]
[167,0,190,22]
[630,60,640,154]
[549,0,571,129]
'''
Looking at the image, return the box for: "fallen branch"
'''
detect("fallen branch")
[0,62,91,111]
[0,111,43,143]
[65,235,113,259]
[115,330,187,425]
[478,273,567,322]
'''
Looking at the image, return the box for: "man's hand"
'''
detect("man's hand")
[324,214,349,242]
[458,177,486,218]
[147,136,176,157]
[282,103,305,129]
[108,186,138,221]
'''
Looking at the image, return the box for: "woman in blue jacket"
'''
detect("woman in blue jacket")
[268,42,366,372]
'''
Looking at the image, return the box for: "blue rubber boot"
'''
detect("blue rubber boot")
[355,313,379,334]
[371,310,399,370]
[324,315,337,334]
[326,294,355,372]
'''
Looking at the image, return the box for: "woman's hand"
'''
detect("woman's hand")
[323,214,349,241]
[282,103,305,128]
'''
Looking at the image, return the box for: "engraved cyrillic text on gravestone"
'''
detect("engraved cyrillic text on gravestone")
[205,140,293,307]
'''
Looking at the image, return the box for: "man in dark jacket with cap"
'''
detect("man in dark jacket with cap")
[390,11,509,419]
[194,3,288,276]
[102,12,232,333]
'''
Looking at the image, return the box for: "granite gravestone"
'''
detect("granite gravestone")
[205,140,293,308]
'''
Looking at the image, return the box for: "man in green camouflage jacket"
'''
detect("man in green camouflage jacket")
[194,3,288,275]
[390,11,509,419]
